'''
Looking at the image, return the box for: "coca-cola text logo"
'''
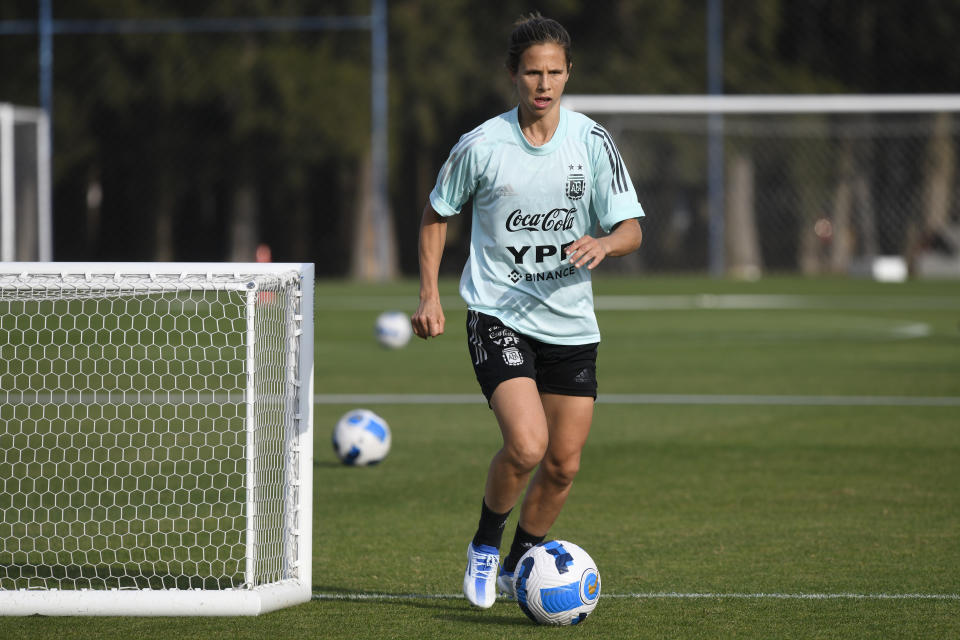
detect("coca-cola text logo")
[505,208,576,232]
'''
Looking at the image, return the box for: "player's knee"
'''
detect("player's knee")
[502,440,547,473]
[542,454,580,487]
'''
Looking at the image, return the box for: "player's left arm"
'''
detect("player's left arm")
[565,218,642,270]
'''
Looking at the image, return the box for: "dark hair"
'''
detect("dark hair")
[505,13,572,73]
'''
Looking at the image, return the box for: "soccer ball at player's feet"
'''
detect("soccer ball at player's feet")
[514,540,600,625]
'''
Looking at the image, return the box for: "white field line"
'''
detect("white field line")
[593,294,960,311]
[312,591,960,602]
[610,592,960,601]
[315,393,960,407]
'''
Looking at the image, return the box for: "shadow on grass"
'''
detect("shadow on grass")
[433,611,531,627]
[312,586,531,627]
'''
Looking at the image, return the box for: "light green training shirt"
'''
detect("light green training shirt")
[430,106,645,345]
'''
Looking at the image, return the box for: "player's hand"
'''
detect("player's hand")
[411,298,445,339]
[565,235,609,270]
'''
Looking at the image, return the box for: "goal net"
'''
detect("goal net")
[562,95,960,278]
[0,262,314,616]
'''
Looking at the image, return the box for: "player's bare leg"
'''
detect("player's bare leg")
[464,376,547,608]
[496,392,594,597]
[484,377,550,513]
[517,393,594,536]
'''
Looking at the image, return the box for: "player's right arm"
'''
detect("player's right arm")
[411,203,447,339]
[414,124,485,339]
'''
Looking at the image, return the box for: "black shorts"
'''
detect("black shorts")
[466,310,598,403]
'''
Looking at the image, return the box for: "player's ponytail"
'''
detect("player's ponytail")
[505,13,572,74]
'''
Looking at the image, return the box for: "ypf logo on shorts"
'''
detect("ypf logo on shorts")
[502,346,524,366]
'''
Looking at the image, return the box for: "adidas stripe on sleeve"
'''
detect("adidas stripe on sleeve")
[590,125,628,194]
[588,123,642,232]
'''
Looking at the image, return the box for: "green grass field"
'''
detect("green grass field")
[2,275,959,639]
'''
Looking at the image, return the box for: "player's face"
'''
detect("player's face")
[510,43,570,123]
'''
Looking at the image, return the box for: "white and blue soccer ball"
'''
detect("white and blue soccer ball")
[375,310,412,349]
[332,409,391,466]
[515,540,601,626]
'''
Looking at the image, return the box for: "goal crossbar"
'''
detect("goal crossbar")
[561,94,960,114]
[0,261,304,284]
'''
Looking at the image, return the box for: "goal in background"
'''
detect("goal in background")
[0,262,314,616]
[0,104,52,262]
[562,94,960,279]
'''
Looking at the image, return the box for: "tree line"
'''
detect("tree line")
[1,0,957,275]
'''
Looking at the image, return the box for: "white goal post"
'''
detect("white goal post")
[0,262,314,616]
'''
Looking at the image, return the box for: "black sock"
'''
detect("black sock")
[471,499,511,549]
[502,524,545,572]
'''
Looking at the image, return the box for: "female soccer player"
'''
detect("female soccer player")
[411,14,644,609]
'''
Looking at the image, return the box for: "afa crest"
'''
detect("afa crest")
[565,173,586,200]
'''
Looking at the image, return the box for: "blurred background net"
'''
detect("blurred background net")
[598,109,960,277]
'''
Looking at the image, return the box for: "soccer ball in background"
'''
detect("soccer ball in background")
[515,540,601,626]
[332,409,392,466]
[375,310,412,349]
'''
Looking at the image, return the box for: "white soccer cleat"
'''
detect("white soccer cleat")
[496,567,516,599]
[463,543,500,608]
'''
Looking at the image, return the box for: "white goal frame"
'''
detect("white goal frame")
[0,262,314,616]
[561,93,960,277]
